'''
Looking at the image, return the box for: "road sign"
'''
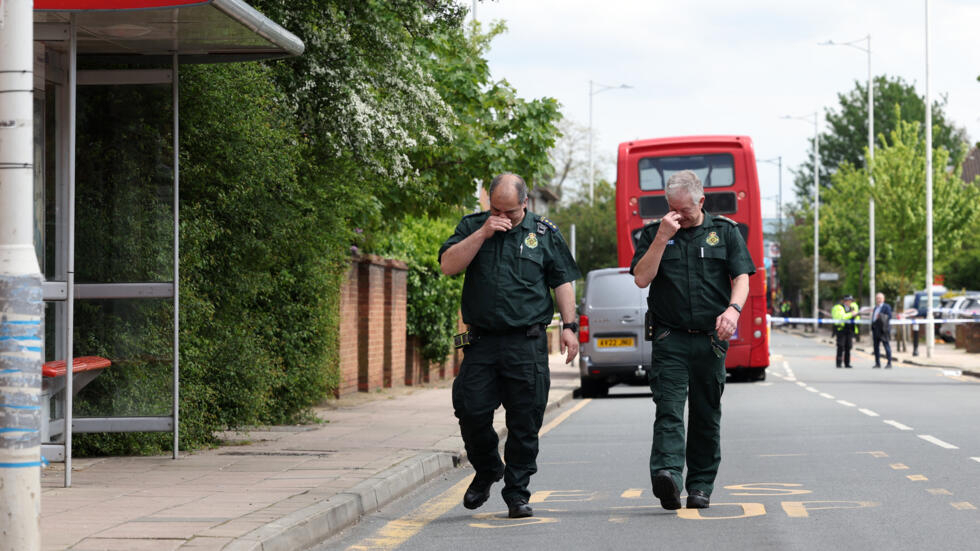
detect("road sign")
[818,272,839,281]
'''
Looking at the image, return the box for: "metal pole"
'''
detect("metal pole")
[867,34,876,315]
[0,0,43,548]
[588,80,594,206]
[924,0,934,358]
[777,156,782,233]
[570,223,576,296]
[65,13,78,488]
[172,53,180,459]
[813,113,820,333]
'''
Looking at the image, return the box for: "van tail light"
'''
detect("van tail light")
[579,315,590,344]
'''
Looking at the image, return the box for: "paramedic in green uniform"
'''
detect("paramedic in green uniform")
[439,173,581,519]
[630,170,755,510]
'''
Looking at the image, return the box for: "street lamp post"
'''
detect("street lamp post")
[588,80,632,205]
[757,156,783,233]
[782,113,820,332]
[924,0,934,358]
[819,35,875,313]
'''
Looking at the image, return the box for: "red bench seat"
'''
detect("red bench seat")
[42,356,112,378]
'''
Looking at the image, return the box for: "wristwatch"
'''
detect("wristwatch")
[562,321,579,333]
[728,303,742,314]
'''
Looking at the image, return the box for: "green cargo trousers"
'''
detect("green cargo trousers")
[452,330,550,504]
[648,329,727,496]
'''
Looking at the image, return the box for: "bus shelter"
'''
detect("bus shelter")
[32,0,303,487]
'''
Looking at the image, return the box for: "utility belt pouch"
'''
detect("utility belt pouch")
[453,331,472,349]
[645,310,655,341]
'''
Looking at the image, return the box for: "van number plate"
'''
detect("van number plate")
[596,337,634,348]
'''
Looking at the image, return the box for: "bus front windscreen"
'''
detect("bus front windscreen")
[638,153,735,191]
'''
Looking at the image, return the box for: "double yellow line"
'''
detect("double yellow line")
[346,398,593,551]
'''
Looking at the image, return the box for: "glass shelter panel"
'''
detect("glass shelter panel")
[75,83,175,284]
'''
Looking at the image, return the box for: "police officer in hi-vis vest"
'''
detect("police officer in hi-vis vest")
[630,170,755,510]
[832,295,859,368]
[439,173,581,519]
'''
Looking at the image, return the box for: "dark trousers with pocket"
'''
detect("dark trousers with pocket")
[648,329,726,496]
[872,324,892,365]
[835,328,853,366]
[452,331,550,504]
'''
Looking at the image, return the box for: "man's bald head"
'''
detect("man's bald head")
[489,173,528,204]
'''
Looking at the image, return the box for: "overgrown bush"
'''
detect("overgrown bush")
[378,216,463,362]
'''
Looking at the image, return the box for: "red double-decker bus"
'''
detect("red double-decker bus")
[616,135,769,380]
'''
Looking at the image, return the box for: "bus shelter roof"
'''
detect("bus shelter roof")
[34,0,304,63]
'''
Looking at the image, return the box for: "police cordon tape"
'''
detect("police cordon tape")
[768,315,980,326]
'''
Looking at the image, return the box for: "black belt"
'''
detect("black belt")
[470,324,545,338]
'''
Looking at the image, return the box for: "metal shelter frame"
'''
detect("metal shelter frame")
[32,0,303,487]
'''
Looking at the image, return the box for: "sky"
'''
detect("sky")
[470,0,980,218]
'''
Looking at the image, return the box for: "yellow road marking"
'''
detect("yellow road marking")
[858,451,888,458]
[927,488,952,495]
[781,501,878,518]
[907,474,928,481]
[529,489,596,503]
[621,489,643,499]
[724,483,812,496]
[889,463,909,470]
[677,503,766,520]
[950,502,976,510]
[540,398,592,436]
[346,397,592,549]
[469,510,560,528]
[346,475,470,551]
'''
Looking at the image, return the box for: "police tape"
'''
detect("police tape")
[767,316,980,326]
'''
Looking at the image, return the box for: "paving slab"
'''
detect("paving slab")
[41,353,580,550]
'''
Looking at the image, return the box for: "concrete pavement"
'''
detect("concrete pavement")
[40,354,581,551]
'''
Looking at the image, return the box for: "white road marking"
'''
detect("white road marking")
[796,381,807,387]
[883,420,913,431]
[786,377,797,381]
[837,400,856,407]
[757,382,774,386]
[971,457,980,464]
[806,387,819,393]
[941,369,962,377]
[858,408,880,417]
[819,393,835,399]
[917,435,959,449]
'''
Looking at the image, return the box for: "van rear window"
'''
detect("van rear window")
[638,153,735,190]
[589,274,644,308]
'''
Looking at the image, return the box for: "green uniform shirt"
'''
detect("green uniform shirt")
[629,211,756,331]
[439,210,581,330]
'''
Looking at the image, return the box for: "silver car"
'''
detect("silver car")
[578,267,650,398]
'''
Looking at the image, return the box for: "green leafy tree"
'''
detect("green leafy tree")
[791,75,969,203]
[408,20,562,215]
[548,180,617,278]
[377,216,463,362]
[811,112,980,303]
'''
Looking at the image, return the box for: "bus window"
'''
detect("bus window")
[637,191,737,218]
[637,153,735,191]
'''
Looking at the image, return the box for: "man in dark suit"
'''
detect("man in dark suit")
[871,292,893,368]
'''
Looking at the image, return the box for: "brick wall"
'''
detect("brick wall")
[336,262,359,397]
[337,254,455,397]
[385,259,408,387]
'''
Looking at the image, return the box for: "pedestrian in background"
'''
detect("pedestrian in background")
[832,295,858,368]
[439,173,581,519]
[872,292,893,368]
[630,170,755,510]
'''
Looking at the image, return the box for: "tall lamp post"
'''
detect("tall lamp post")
[820,35,874,311]
[924,0,934,358]
[782,113,820,331]
[757,156,783,233]
[588,80,631,205]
